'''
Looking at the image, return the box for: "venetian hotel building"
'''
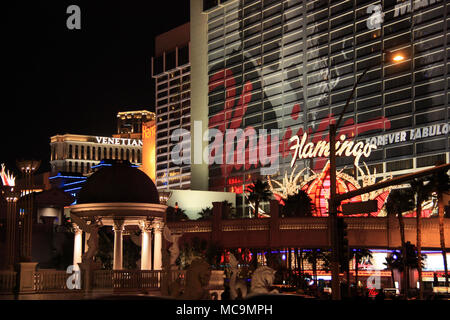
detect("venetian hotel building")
[50,110,154,174]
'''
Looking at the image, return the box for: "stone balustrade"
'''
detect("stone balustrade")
[167,200,450,249]
[0,271,17,293]
[33,270,72,292]
[90,269,163,291]
[0,266,167,296]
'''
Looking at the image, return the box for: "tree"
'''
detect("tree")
[222,200,239,219]
[304,248,329,295]
[404,241,427,298]
[384,245,425,294]
[282,190,315,217]
[411,178,428,299]
[245,179,272,218]
[350,248,373,291]
[385,188,415,295]
[403,241,425,270]
[427,170,450,287]
[197,207,213,220]
[384,250,403,288]
[166,206,190,222]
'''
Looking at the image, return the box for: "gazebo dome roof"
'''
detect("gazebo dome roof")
[77,160,159,205]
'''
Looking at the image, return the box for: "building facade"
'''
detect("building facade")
[152,23,192,190]
[116,110,155,140]
[189,0,449,196]
[50,134,143,175]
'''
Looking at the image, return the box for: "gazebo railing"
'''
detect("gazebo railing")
[1,268,177,294]
[33,270,73,292]
[93,270,114,289]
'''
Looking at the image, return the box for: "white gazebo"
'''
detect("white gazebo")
[69,160,167,271]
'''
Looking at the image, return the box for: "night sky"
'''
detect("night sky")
[3,1,189,175]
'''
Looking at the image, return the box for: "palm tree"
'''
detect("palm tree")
[427,170,450,287]
[411,178,428,299]
[384,246,425,294]
[166,206,190,222]
[304,248,328,295]
[384,250,403,288]
[197,207,213,220]
[350,248,373,290]
[245,179,272,218]
[385,189,415,295]
[282,190,315,217]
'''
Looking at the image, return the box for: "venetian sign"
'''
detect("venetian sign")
[94,136,143,147]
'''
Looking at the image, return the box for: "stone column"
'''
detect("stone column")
[17,262,38,294]
[73,224,83,267]
[21,192,33,261]
[139,220,153,270]
[153,220,164,270]
[113,219,125,270]
[16,160,40,261]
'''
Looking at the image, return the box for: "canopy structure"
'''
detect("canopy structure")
[70,160,167,270]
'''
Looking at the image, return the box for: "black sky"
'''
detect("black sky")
[3,1,190,175]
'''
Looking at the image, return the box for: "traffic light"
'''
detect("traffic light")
[337,217,349,272]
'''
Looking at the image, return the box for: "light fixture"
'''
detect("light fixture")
[392,54,405,62]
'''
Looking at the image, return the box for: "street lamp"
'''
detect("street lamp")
[328,50,406,300]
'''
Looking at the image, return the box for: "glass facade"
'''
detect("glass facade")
[205,0,449,193]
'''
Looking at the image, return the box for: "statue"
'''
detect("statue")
[229,253,248,299]
[228,253,278,299]
[247,266,278,298]
[71,214,102,263]
[180,258,212,300]
[163,226,183,268]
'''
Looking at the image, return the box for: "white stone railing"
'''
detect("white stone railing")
[0,271,17,293]
[3,267,172,295]
[33,270,72,292]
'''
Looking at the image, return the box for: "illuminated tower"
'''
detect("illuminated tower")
[1,187,20,269]
[152,23,191,190]
[115,110,155,140]
[1,164,19,269]
[16,160,40,261]
[141,119,157,182]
